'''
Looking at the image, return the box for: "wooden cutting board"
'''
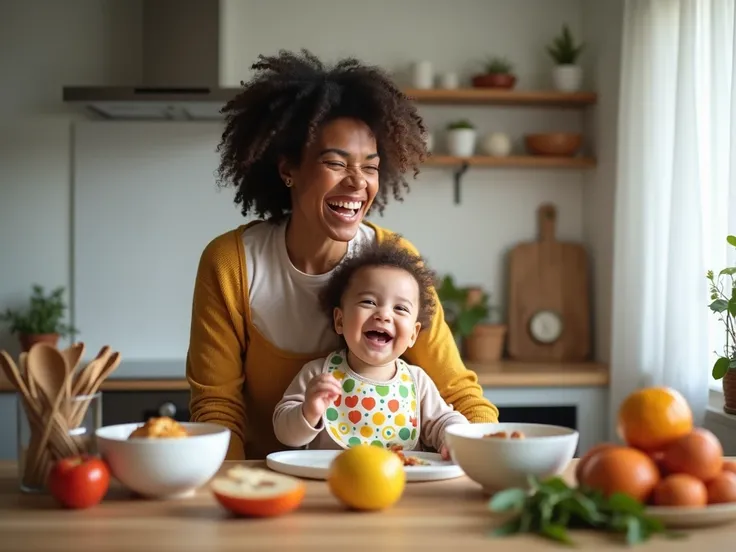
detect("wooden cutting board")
[506,203,591,361]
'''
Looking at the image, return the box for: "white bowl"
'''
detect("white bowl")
[95,422,230,499]
[444,422,578,494]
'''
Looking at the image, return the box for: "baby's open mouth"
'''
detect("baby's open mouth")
[364,330,393,344]
[326,200,363,218]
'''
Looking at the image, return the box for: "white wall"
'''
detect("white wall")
[1,0,619,366]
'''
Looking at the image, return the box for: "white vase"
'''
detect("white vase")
[412,61,434,89]
[552,65,583,92]
[446,129,476,157]
[425,132,434,153]
[481,132,512,157]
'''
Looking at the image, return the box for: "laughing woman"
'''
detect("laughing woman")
[186,50,499,460]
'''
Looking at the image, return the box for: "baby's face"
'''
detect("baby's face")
[334,265,421,367]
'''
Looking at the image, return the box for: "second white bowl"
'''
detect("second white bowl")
[444,422,579,494]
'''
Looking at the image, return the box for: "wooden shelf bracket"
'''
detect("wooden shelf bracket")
[453,161,470,205]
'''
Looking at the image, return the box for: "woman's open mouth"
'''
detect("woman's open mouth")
[326,200,363,221]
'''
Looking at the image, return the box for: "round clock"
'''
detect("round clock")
[529,310,563,344]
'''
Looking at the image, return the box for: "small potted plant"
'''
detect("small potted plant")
[445,119,477,157]
[0,284,78,351]
[472,57,517,89]
[437,275,506,362]
[707,235,736,414]
[546,24,585,92]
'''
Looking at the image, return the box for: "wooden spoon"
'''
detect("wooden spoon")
[70,350,120,428]
[26,344,74,484]
[71,345,110,399]
[18,352,37,400]
[60,342,85,418]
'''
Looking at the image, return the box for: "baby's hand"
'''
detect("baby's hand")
[302,373,342,427]
[440,444,451,461]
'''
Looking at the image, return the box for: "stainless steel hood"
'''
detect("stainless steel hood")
[63,0,239,120]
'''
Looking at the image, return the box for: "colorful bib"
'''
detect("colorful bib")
[322,350,420,450]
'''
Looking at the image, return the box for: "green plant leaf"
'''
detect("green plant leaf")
[540,523,574,546]
[607,492,645,515]
[713,357,730,379]
[719,267,736,276]
[625,516,646,545]
[710,299,729,313]
[491,517,521,537]
[488,488,527,513]
[729,298,736,317]
[727,235,736,247]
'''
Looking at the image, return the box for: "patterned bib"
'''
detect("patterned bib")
[322,350,421,450]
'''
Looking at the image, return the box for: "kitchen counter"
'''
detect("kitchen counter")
[0,360,609,393]
[0,458,731,551]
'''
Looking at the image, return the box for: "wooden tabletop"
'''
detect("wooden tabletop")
[0,458,731,551]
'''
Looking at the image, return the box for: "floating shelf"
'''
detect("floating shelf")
[404,88,598,107]
[423,155,597,204]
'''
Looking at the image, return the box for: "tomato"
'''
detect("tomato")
[48,455,110,509]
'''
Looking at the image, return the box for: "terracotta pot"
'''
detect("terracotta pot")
[463,324,507,362]
[723,369,736,415]
[472,73,517,89]
[18,333,59,352]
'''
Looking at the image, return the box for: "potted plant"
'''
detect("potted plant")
[445,119,477,157]
[707,235,736,414]
[546,24,585,92]
[0,284,78,351]
[437,275,506,362]
[472,57,517,89]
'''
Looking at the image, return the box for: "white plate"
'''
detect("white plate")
[266,450,465,482]
[645,502,736,528]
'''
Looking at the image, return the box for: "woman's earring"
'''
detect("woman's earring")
[284,178,293,188]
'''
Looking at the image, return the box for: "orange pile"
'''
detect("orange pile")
[577,387,736,507]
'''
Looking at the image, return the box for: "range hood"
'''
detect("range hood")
[63,0,239,120]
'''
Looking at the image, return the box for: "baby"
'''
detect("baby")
[272,237,469,459]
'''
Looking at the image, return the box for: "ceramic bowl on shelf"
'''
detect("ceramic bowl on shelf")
[444,422,578,494]
[524,133,582,156]
[95,422,230,499]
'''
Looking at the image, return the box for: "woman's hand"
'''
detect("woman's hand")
[302,373,342,427]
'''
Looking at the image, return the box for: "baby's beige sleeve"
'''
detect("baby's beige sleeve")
[413,366,470,451]
[272,359,326,448]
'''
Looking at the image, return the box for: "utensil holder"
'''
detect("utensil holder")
[17,392,102,493]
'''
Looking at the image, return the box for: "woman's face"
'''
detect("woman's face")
[282,117,380,242]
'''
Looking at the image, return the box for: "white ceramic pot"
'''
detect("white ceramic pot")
[412,61,434,89]
[446,129,476,157]
[553,65,583,92]
[425,132,434,153]
[481,132,512,157]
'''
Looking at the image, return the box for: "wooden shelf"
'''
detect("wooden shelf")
[468,360,609,388]
[404,88,597,107]
[425,155,596,169]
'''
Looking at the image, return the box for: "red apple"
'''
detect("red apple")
[48,455,110,509]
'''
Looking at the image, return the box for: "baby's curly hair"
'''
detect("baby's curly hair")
[216,49,428,223]
[320,236,437,331]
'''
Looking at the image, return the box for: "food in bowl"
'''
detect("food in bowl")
[444,422,578,494]
[484,430,525,439]
[128,416,189,439]
[95,422,230,499]
[389,444,430,466]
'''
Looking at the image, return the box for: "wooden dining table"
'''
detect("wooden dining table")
[0,458,734,551]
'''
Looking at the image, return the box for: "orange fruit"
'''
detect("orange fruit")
[706,471,736,504]
[617,387,693,451]
[723,460,736,475]
[210,466,305,517]
[575,442,617,484]
[327,445,405,511]
[578,446,660,503]
[652,474,707,507]
[660,428,723,482]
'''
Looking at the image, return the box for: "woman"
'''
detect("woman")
[186,50,499,460]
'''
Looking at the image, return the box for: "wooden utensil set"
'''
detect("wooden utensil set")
[0,342,121,490]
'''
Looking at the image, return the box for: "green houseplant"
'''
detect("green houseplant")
[437,275,506,362]
[472,56,517,89]
[707,235,736,414]
[445,119,477,157]
[0,285,78,351]
[546,24,585,92]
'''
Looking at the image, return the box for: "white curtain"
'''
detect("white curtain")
[610,0,736,434]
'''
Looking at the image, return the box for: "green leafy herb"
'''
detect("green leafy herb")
[488,476,685,546]
[546,24,585,65]
[706,234,736,381]
[0,284,78,337]
[483,56,514,75]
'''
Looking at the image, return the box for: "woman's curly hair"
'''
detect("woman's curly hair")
[319,236,437,331]
[216,49,428,223]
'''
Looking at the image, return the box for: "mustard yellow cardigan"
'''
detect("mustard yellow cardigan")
[186,221,499,459]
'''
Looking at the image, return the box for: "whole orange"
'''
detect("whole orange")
[617,387,693,451]
[706,471,736,504]
[578,446,660,503]
[652,474,707,507]
[574,442,617,484]
[660,428,723,482]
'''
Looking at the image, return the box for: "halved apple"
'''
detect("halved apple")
[210,465,306,518]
